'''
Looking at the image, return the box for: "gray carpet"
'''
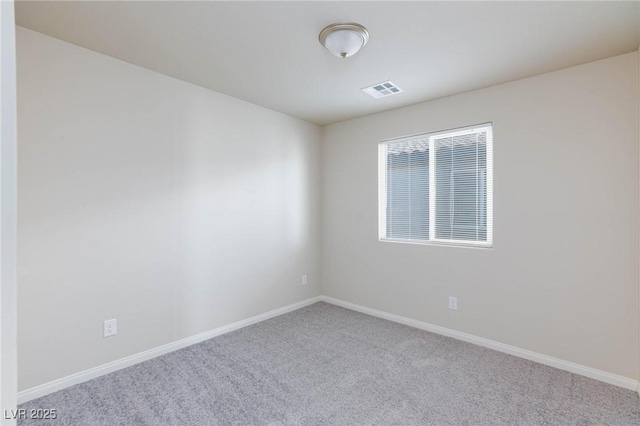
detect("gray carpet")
[19,302,640,425]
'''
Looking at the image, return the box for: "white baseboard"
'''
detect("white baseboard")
[319,296,639,392]
[17,294,639,403]
[17,296,322,404]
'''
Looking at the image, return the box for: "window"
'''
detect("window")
[379,123,493,247]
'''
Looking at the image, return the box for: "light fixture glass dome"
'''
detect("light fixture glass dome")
[319,23,369,59]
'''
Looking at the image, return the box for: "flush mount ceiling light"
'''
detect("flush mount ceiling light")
[319,22,369,59]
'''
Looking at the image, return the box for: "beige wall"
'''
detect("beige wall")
[2,0,18,420]
[322,53,639,379]
[17,27,322,390]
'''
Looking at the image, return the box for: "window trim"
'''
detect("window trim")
[378,123,493,248]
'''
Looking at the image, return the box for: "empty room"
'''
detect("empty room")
[1,0,639,425]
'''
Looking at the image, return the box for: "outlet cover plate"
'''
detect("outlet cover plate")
[448,297,458,311]
[104,319,117,337]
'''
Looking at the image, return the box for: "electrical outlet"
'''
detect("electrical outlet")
[103,319,117,337]
[448,296,458,311]
[301,275,308,286]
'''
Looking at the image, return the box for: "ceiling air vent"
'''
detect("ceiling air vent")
[362,80,403,99]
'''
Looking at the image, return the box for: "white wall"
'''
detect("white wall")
[1,0,18,421]
[322,53,639,380]
[17,27,322,391]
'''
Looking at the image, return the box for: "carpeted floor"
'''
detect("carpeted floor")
[19,302,640,425]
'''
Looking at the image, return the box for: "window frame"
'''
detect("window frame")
[378,123,493,249]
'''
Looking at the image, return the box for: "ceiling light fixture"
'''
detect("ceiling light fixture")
[319,22,369,59]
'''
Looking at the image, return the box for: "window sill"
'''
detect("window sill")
[379,237,493,250]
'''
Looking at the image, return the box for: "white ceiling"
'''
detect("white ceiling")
[15,1,640,125]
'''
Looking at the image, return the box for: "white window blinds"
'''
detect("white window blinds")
[379,124,493,247]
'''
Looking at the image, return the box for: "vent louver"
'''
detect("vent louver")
[362,81,403,98]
